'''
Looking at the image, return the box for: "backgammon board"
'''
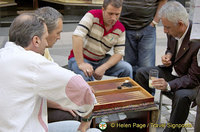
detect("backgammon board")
[88,77,154,111]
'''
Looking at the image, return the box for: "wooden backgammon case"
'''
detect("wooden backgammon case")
[88,77,158,132]
[88,77,154,112]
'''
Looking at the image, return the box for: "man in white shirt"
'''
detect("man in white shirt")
[35,6,79,123]
[0,13,98,132]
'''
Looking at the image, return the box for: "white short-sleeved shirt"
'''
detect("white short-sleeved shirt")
[0,42,95,132]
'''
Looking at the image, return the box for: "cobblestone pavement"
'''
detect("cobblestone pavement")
[0,25,197,132]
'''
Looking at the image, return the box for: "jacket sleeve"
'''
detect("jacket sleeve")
[169,44,200,91]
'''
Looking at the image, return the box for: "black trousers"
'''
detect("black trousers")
[135,66,198,132]
[48,108,79,123]
[195,88,200,132]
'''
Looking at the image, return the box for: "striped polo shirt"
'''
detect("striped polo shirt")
[68,9,125,61]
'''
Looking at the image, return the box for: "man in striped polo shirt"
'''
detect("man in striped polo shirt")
[68,0,132,81]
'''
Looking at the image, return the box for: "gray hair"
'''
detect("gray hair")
[9,13,45,47]
[159,1,189,25]
[35,7,63,34]
[103,0,123,9]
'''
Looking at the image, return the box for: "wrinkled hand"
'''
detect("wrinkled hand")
[93,66,106,80]
[89,86,95,93]
[152,78,168,91]
[78,63,94,77]
[47,100,77,117]
[161,53,172,67]
[150,22,156,27]
[77,120,92,132]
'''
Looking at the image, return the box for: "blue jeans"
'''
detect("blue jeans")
[48,120,101,132]
[68,54,133,81]
[124,25,156,79]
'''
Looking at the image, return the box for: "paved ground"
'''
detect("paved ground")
[0,24,197,132]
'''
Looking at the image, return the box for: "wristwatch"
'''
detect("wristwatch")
[152,20,158,27]
[81,115,93,122]
[166,83,171,91]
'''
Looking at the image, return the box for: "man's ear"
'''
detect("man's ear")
[32,36,41,48]
[178,20,184,27]
[102,7,105,12]
[178,20,186,32]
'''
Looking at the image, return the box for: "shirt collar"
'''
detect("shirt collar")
[5,42,26,51]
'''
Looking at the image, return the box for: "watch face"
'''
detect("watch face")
[99,122,107,130]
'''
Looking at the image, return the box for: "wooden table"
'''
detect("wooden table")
[0,0,17,8]
[0,0,17,19]
[41,0,102,7]
[88,77,159,132]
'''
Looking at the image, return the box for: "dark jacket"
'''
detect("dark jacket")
[165,23,200,91]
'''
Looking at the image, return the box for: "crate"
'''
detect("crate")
[92,0,103,4]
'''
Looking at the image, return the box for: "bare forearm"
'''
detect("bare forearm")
[47,100,61,109]
[101,54,123,70]
[153,0,168,22]
[78,112,93,132]
[72,35,84,65]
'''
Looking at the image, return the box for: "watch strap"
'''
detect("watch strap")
[81,115,93,122]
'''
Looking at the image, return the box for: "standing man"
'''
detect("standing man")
[35,6,78,123]
[0,13,97,132]
[120,0,167,79]
[68,0,132,81]
[135,1,200,132]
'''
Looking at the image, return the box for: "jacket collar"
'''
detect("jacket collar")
[175,22,192,62]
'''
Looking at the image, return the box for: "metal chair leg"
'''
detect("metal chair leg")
[158,91,163,123]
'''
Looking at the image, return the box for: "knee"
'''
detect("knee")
[123,62,132,73]
[135,67,147,80]
[198,105,200,113]
[68,58,77,71]
[174,91,191,105]
[81,74,94,81]
[122,62,133,77]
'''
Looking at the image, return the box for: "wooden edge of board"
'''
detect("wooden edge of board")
[88,77,133,85]
[93,97,154,111]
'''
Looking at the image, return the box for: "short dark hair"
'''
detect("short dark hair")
[9,13,45,47]
[103,0,123,9]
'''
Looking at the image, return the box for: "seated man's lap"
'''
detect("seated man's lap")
[48,120,101,132]
[68,55,132,81]
[173,88,198,103]
[105,60,132,78]
[48,108,79,123]
[68,58,94,81]
[48,120,80,132]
